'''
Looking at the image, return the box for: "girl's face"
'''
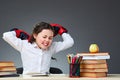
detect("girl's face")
[33,29,54,50]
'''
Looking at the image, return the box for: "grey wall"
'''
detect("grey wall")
[0,0,120,74]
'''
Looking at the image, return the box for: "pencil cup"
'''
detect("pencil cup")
[69,63,80,78]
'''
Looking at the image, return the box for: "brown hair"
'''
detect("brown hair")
[29,22,55,43]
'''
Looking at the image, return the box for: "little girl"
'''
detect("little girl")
[2,22,74,75]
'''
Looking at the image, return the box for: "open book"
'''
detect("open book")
[26,72,49,77]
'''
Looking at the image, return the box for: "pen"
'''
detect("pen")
[66,55,71,64]
[78,56,83,64]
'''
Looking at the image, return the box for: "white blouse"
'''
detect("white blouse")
[2,31,74,74]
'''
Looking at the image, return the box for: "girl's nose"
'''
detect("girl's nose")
[45,38,49,41]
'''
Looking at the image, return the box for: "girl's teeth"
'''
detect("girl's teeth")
[44,44,48,46]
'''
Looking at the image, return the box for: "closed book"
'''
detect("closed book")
[80,72,107,78]
[80,68,108,72]
[0,71,17,75]
[81,60,107,64]
[77,52,110,60]
[80,63,108,69]
[0,74,19,77]
[78,52,109,56]
[0,66,16,72]
[0,61,15,67]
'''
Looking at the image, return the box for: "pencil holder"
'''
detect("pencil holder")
[69,63,80,78]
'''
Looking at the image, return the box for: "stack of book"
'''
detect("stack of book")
[77,52,110,78]
[0,61,19,77]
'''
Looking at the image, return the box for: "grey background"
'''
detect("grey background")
[0,0,120,74]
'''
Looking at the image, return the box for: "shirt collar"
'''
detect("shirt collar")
[32,42,49,51]
[32,42,39,48]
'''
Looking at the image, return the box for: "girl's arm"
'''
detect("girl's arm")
[2,31,23,51]
[50,23,74,53]
[53,33,74,53]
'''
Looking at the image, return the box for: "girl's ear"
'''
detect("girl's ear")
[33,33,37,39]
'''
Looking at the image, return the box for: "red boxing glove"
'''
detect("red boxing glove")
[10,28,30,40]
[50,23,68,36]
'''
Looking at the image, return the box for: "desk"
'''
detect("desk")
[0,74,120,80]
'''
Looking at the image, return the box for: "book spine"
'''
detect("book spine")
[0,66,16,72]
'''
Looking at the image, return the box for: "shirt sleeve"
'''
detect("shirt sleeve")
[52,33,74,53]
[2,31,23,51]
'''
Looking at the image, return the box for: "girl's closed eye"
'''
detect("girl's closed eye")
[49,37,53,40]
[42,35,53,40]
[43,36,47,39]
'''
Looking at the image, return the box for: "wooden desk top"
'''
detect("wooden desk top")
[0,74,120,80]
